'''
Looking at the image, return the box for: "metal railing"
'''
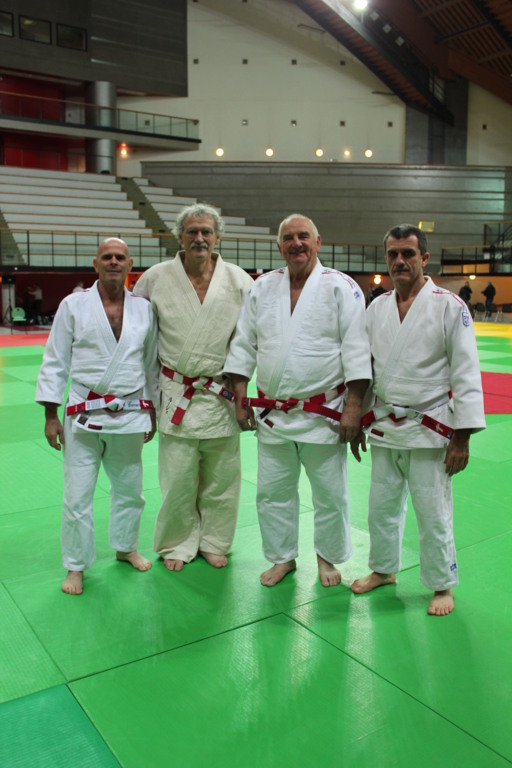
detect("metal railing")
[0,90,200,141]
[0,228,386,273]
[441,243,512,275]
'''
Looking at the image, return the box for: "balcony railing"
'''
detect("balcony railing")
[0,90,200,141]
[441,243,512,275]
[0,229,386,273]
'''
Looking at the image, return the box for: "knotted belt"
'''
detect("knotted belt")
[243,383,346,427]
[66,389,154,417]
[161,366,235,425]
[361,391,454,440]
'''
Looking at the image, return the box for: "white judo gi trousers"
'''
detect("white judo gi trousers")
[368,445,458,591]
[256,440,352,565]
[62,418,145,571]
[154,433,241,562]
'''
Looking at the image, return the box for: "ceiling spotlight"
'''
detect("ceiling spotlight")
[119,144,128,158]
[215,147,225,157]
[469,274,476,280]
[364,148,373,158]
[265,147,274,157]
[373,274,382,285]
[353,0,368,10]
[343,149,351,157]
[315,147,324,158]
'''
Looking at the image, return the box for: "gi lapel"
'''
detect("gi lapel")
[175,253,225,372]
[91,282,131,394]
[377,277,433,394]
[267,260,322,394]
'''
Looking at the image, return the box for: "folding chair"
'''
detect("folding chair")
[11,307,27,334]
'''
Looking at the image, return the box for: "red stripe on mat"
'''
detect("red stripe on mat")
[481,372,512,414]
[0,332,49,347]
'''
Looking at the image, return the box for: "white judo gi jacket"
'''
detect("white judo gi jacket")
[36,281,159,434]
[366,276,486,449]
[224,260,372,444]
[134,252,254,438]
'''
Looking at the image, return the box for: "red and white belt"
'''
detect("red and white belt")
[361,392,454,440]
[67,389,154,417]
[244,383,346,428]
[161,366,235,425]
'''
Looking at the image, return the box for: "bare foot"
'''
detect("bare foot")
[116,551,152,571]
[199,551,228,568]
[351,571,396,594]
[428,589,454,616]
[163,558,184,572]
[261,560,296,587]
[62,570,83,595]
[317,554,341,587]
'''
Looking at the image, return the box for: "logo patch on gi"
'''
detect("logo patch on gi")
[450,562,457,572]
[462,307,471,327]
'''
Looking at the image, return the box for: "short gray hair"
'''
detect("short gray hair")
[277,214,319,244]
[383,224,428,255]
[173,203,225,238]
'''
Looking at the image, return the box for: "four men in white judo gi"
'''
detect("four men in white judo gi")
[36,238,159,595]
[134,204,254,571]
[225,214,372,587]
[36,213,485,614]
[350,224,485,615]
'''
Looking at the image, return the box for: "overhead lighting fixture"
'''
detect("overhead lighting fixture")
[119,143,128,158]
[265,147,274,157]
[315,147,324,158]
[343,149,351,158]
[215,147,224,157]
[373,274,382,285]
[353,0,368,10]
[364,148,373,158]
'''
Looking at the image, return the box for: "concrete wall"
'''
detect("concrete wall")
[141,161,511,272]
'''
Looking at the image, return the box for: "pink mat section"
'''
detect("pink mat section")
[0,332,49,347]
[481,372,512,414]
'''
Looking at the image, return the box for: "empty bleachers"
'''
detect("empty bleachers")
[132,177,275,270]
[0,167,164,268]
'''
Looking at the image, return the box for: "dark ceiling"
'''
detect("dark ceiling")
[293,0,512,124]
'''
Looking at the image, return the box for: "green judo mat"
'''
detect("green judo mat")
[0,325,511,768]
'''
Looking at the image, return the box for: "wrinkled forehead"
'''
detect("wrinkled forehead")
[385,234,420,252]
[280,217,316,239]
[97,239,129,258]
[182,214,217,232]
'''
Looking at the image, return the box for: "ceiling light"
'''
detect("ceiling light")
[215,147,224,157]
[353,0,368,10]
[364,148,373,158]
[315,147,324,157]
[343,149,351,158]
[265,147,274,157]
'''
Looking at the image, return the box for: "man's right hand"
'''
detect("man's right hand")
[350,429,367,463]
[236,401,256,431]
[45,414,65,451]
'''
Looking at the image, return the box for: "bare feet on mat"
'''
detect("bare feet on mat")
[317,554,341,587]
[116,551,152,571]
[260,560,296,587]
[428,589,454,616]
[350,571,396,594]
[163,558,184,572]
[62,570,83,595]
[199,551,228,568]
